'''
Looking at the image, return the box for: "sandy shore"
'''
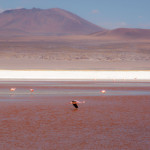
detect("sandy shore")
[0,81,150,150]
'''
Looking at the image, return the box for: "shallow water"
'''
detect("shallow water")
[0,81,150,150]
[0,81,150,98]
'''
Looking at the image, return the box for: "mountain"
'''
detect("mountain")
[0,8,104,36]
[91,28,150,39]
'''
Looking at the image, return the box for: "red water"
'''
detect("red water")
[0,81,150,150]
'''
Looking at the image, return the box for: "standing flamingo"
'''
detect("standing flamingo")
[101,90,106,94]
[30,88,34,94]
[10,88,16,95]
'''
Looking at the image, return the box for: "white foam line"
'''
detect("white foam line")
[0,70,150,80]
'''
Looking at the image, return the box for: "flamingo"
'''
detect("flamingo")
[10,88,16,92]
[10,88,16,95]
[101,90,106,94]
[30,88,34,94]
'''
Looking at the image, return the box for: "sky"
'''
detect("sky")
[0,0,150,29]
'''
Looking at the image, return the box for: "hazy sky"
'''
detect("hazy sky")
[0,0,150,29]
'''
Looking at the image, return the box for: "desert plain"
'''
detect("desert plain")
[0,35,150,70]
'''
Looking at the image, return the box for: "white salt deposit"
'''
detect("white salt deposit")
[0,70,150,80]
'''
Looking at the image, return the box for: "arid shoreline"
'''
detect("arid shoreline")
[0,35,150,70]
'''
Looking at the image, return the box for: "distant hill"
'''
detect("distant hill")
[91,28,150,39]
[0,8,104,36]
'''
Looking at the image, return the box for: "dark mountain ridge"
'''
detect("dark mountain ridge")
[91,28,150,39]
[0,8,150,39]
[0,8,104,36]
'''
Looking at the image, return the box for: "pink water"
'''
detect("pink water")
[0,81,149,150]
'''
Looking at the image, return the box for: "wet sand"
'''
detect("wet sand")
[0,81,150,150]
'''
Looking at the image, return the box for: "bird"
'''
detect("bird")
[10,88,16,92]
[101,90,106,94]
